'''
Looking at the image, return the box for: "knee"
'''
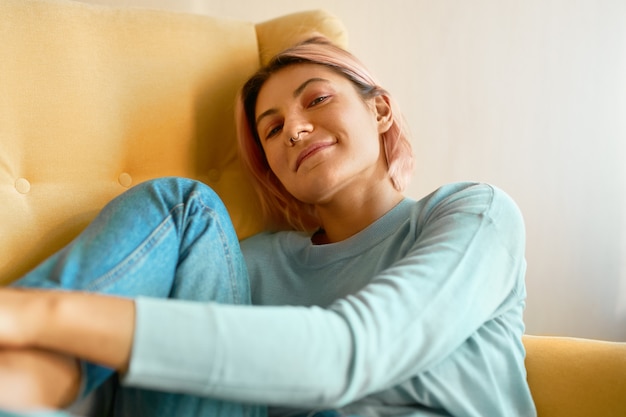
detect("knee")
[138,177,222,205]
[143,177,233,222]
[115,177,224,213]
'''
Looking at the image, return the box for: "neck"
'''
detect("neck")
[313,183,404,244]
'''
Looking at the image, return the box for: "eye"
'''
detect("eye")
[309,95,330,107]
[265,124,283,139]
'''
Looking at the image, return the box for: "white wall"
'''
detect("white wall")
[80,0,626,341]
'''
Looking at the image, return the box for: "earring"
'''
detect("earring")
[290,132,301,143]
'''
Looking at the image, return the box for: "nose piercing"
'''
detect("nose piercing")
[290,132,301,144]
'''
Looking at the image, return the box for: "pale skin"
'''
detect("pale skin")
[0,63,403,411]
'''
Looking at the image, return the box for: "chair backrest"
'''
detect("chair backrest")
[0,0,346,285]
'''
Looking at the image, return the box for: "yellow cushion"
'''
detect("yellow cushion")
[254,10,348,66]
[0,0,346,285]
[524,335,626,417]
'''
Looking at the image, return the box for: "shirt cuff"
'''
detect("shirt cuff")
[121,296,217,395]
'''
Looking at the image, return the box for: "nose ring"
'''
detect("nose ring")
[290,132,302,144]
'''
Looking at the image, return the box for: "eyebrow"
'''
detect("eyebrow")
[255,78,331,127]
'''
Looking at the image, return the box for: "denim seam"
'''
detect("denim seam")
[191,191,241,304]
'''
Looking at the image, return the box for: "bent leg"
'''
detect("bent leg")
[15,177,248,303]
[11,178,264,417]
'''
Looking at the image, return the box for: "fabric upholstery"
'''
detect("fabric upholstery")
[524,335,626,417]
[1,1,623,416]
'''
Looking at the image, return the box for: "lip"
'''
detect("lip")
[295,140,335,171]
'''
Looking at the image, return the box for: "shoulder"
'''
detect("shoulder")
[416,182,522,223]
[414,182,525,251]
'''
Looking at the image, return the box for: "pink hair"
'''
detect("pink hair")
[236,37,414,232]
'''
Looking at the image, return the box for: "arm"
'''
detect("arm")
[0,184,525,409]
[123,184,527,407]
[0,289,135,372]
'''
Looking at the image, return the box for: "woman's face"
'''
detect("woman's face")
[255,64,392,205]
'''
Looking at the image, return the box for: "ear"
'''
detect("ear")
[373,95,393,134]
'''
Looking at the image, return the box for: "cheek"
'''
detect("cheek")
[262,144,288,176]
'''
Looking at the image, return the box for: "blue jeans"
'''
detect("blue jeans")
[5,177,266,417]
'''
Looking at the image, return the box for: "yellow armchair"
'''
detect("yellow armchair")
[524,335,626,416]
[1,1,624,415]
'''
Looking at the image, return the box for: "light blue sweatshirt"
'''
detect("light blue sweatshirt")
[124,182,536,416]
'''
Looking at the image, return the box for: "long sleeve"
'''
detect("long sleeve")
[329,184,526,393]
[122,183,530,414]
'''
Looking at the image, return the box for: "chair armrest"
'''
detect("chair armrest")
[523,335,626,417]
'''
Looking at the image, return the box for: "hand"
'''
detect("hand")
[0,348,81,410]
[0,288,134,371]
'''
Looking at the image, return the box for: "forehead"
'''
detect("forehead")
[255,64,348,115]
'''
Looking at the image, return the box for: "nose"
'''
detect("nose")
[283,113,313,145]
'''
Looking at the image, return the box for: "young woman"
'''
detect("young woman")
[0,37,536,417]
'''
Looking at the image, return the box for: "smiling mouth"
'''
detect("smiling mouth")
[296,141,335,171]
